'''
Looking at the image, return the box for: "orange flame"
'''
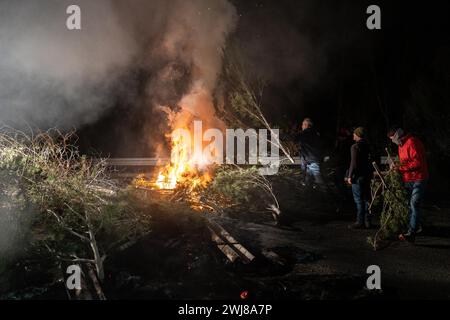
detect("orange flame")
[155,133,188,189]
[155,130,212,190]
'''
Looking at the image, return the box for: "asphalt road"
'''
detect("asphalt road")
[215,204,450,299]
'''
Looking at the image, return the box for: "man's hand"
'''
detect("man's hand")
[345,177,352,185]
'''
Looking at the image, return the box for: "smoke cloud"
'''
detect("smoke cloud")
[0,0,237,131]
[0,0,138,129]
[0,0,238,256]
[155,0,237,132]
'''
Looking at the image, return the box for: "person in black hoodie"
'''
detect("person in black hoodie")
[299,118,324,188]
[346,127,373,229]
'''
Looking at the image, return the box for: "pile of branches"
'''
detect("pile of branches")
[207,165,281,220]
[368,165,409,250]
[0,128,152,299]
[149,164,281,221]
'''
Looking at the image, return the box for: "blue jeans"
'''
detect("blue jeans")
[352,177,370,224]
[404,180,427,233]
[303,162,324,186]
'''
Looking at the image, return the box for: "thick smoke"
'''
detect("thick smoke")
[0,0,237,144]
[156,0,237,131]
[113,0,237,155]
[0,0,237,259]
[0,0,138,129]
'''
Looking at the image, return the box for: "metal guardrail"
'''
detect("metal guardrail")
[105,157,303,167]
[106,158,170,166]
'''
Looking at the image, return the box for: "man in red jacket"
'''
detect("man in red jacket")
[388,126,429,242]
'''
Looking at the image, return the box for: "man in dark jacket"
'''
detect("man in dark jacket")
[299,118,324,188]
[388,126,429,242]
[346,127,372,229]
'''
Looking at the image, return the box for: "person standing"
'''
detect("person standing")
[299,118,324,189]
[388,126,429,242]
[346,127,373,229]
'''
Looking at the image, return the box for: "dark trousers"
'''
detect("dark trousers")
[351,176,371,224]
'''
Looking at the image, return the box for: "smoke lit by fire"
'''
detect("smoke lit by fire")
[156,85,223,190]
[133,85,221,191]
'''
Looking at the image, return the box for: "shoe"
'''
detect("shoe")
[364,219,372,229]
[348,222,365,230]
[399,231,416,243]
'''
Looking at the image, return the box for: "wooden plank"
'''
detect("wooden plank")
[207,220,255,264]
[210,231,240,263]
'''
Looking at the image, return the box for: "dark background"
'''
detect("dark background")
[78,0,450,192]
